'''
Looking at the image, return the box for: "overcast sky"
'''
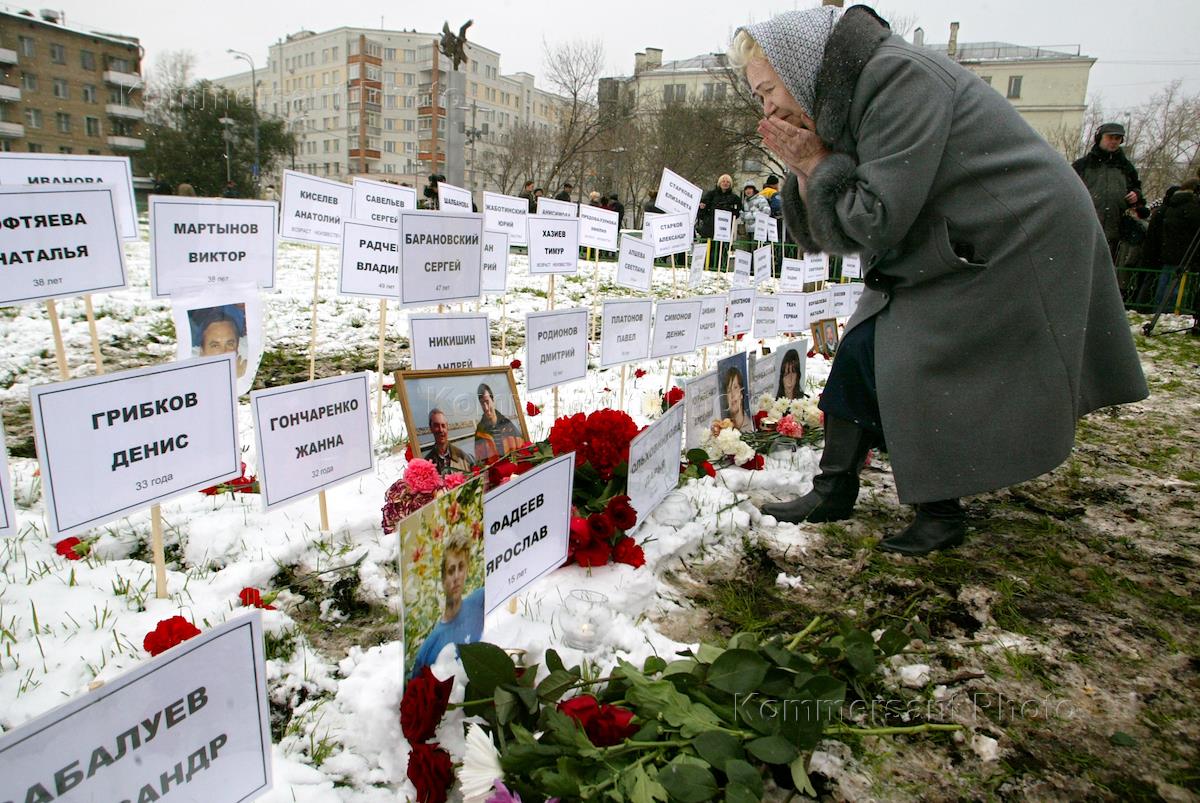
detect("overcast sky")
[24,0,1200,113]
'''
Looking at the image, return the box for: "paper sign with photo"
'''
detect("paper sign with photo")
[172,283,263,396]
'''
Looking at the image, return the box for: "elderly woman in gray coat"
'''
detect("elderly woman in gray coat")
[734,6,1147,555]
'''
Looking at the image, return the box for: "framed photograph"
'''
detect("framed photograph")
[716,352,754,433]
[395,366,529,474]
[397,476,486,678]
[811,318,840,359]
[774,338,809,401]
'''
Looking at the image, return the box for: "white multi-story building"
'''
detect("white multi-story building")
[212,26,565,192]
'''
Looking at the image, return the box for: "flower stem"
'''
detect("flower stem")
[786,615,824,651]
[826,722,962,737]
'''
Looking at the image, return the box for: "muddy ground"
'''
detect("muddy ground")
[671,314,1200,801]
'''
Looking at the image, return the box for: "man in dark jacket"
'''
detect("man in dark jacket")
[1073,123,1144,263]
[1143,179,1200,332]
[554,182,573,202]
[518,180,536,212]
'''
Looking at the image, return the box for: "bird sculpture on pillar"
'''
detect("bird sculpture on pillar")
[440,20,473,70]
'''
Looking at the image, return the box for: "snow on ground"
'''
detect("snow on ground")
[0,220,836,798]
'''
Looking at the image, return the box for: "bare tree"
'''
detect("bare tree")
[1043,102,1106,160]
[541,39,606,193]
[1124,80,1200,200]
[144,50,197,128]
[476,123,559,195]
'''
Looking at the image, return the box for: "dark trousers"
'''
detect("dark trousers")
[818,315,884,442]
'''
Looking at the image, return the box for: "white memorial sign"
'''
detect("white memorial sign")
[338,219,400,299]
[753,215,769,243]
[30,356,241,536]
[599,299,653,368]
[727,289,755,336]
[751,351,777,401]
[688,241,708,287]
[410,312,492,370]
[766,218,780,242]
[830,284,854,318]
[351,176,417,225]
[655,167,702,223]
[732,250,752,288]
[398,209,484,307]
[616,235,654,292]
[482,191,529,246]
[778,292,807,333]
[627,402,685,526]
[684,370,719,452]
[527,215,580,275]
[804,252,830,284]
[753,295,780,340]
[753,244,773,286]
[847,282,865,313]
[280,170,351,246]
[535,197,577,218]
[651,298,702,359]
[805,289,831,322]
[251,373,374,511]
[694,294,726,348]
[0,612,272,803]
[437,181,474,213]
[0,152,138,239]
[0,431,14,537]
[484,453,573,613]
[526,308,589,392]
[713,210,733,244]
[780,257,805,291]
[841,253,862,279]
[150,196,277,297]
[645,212,692,258]
[481,231,510,294]
[578,204,619,251]
[0,185,126,307]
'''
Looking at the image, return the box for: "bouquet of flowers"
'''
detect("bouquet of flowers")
[382,458,468,534]
[757,393,823,433]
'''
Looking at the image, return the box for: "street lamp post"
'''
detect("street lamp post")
[227,49,260,194]
[219,116,235,183]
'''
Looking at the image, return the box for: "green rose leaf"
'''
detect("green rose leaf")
[537,669,579,703]
[659,759,718,803]
[790,755,817,797]
[692,731,744,768]
[707,649,769,695]
[495,685,519,725]
[723,759,763,797]
[842,627,876,675]
[746,734,799,765]
[644,655,669,675]
[544,648,566,673]
[459,642,517,699]
[622,763,670,803]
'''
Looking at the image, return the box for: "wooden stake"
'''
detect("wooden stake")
[375,299,388,424]
[45,300,69,380]
[308,246,321,382]
[702,346,708,373]
[619,364,627,412]
[665,356,674,393]
[507,596,518,614]
[549,275,557,419]
[151,505,168,599]
[318,489,330,532]
[83,295,104,375]
[500,294,508,358]
[549,275,556,310]
[671,252,678,294]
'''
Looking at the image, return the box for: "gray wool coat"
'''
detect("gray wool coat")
[781,7,1148,503]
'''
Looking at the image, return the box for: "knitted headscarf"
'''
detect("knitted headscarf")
[739,6,845,117]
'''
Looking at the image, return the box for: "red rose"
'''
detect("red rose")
[665,386,685,408]
[613,536,645,568]
[400,666,454,744]
[634,368,647,379]
[701,460,717,478]
[605,495,638,531]
[143,616,201,657]
[558,694,601,729]
[405,444,414,461]
[238,587,276,610]
[407,742,453,803]
[526,401,541,416]
[807,347,816,358]
[509,359,522,370]
[488,460,521,487]
[739,454,765,470]
[55,537,83,560]
[589,703,638,746]
[574,538,612,567]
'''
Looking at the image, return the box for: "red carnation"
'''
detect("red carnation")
[753,410,769,428]
[143,616,201,657]
[574,538,612,567]
[407,742,453,803]
[526,401,542,416]
[739,454,765,470]
[665,386,685,408]
[400,666,454,744]
[606,495,638,531]
[548,412,587,456]
[701,460,717,478]
[55,537,83,560]
[587,511,614,542]
[613,536,645,568]
[509,359,522,370]
[238,587,276,610]
[634,368,647,379]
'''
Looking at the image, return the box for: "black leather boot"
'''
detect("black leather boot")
[878,499,966,556]
[760,416,875,524]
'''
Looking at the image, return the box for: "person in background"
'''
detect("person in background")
[698,174,742,268]
[518,180,536,212]
[222,180,239,198]
[1072,123,1146,268]
[554,182,573,202]
[741,184,771,241]
[152,174,173,195]
[1142,178,1200,333]
[734,5,1146,555]
[262,184,279,203]
[588,190,603,206]
[175,181,196,197]
[608,193,626,229]
[642,188,664,227]
[761,174,783,219]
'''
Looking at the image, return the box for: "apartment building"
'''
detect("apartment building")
[0,9,144,159]
[212,26,564,193]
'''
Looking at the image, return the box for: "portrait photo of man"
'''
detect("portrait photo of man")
[473,382,522,461]
[423,408,474,475]
[409,530,485,676]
